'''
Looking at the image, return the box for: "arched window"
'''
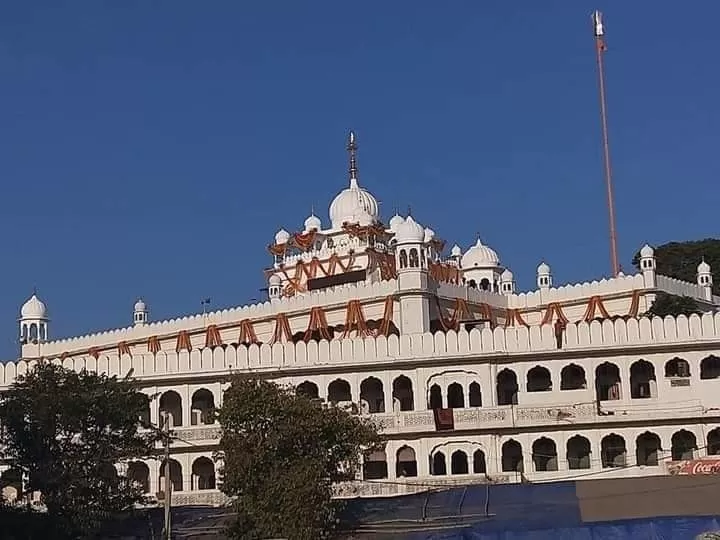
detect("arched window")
[601,434,626,468]
[501,440,523,472]
[630,360,656,399]
[496,369,518,406]
[595,362,621,401]
[127,462,150,493]
[566,436,591,470]
[360,377,385,413]
[526,366,552,392]
[396,446,418,477]
[560,364,586,390]
[363,449,388,480]
[431,452,447,476]
[473,449,487,474]
[671,430,697,461]
[296,381,319,399]
[327,379,352,404]
[532,437,558,471]
[447,383,464,408]
[468,382,482,407]
[392,376,414,412]
[636,432,661,466]
[160,459,183,494]
[665,357,690,378]
[191,389,215,426]
[451,450,468,474]
[479,278,491,291]
[428,384,443,409]
[191,457,216,490]
[409,248,419,268]
[399,250,408,269]
[700,355,720,379]
[707,428,720,455]
[159,390,183,428]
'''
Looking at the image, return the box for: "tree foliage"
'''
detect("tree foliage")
[633,238,720,296]
[645,292,702,318]
[218,377,384,540]
[0,362,157,539]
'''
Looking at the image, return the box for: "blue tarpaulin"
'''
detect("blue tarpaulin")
[340,481,720,540]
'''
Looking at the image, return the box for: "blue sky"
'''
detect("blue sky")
[1,1,718,359]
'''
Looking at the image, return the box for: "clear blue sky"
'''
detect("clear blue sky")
[1,1,718,360]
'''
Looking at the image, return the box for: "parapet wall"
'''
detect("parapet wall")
[30,279,400,357]
[4,312,720,388]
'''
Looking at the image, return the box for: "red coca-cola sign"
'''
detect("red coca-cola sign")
[667,458,720,475]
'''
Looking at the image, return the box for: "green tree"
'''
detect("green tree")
[633,238,720,296]
[218,377,384,540]
[645,292,702,318]
[0,362,157,539]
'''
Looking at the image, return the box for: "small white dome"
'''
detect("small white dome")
[537,261,551,275]
[461,239,500,269]
[303,213,322,232]
[451,244,462,257]
[21,294,47,320]
[500,268,514,282]
[395,216,425,244]
[275,228,290,245]
[269,274,282,286]
[424,227,435,243]
[357,210,373,227]
[698,259,711,274]
[328,178,379,229]
[134,299,146,312]
[640,244,654,258]
[388,214,404,232]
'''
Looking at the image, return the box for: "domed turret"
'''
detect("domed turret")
[274,229,290,245]
[697,258,713,301]
[268,274,282,300]
[133,298,148,326]
[537,261,552,289]
[424,227,435,243]
[20,292,49,346]
[500,268,515,295]
[388,214,404,233]
[639,243,656,288]
[395,216,425,244]
[303,213,322,232]
[461,238,502,292]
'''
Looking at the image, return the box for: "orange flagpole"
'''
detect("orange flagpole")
[593,10,620,277]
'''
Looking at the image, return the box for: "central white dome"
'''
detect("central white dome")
[329,178,379,229]
[461,239,500,269]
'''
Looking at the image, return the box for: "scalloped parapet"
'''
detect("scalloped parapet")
[25,279,399,358]
[4,312,720,388]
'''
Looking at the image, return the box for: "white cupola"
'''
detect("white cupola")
[133,298,148,326]
[461,238,502,292]
[697,258,713,301]
[388,214,404,233]
[394,216,425,245]
[303,213,322,232]
[500,268,515,295]
[20,292,49,344]
[639,243,656,288]
[537,261,552,290]
[268,274,282,300]
[328,131,380,229]
[274,228,290,245]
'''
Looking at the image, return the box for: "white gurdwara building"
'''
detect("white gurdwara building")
[3,132,720,506]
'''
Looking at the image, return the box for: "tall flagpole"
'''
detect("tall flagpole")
[593,10,620,277]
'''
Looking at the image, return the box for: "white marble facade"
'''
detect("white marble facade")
[3,134,720,505]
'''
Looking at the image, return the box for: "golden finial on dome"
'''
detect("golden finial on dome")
[347,130,358,187]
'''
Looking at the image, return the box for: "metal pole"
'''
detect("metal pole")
[594,12,620,277]
[162,412,172,540]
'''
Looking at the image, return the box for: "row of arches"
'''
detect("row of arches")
[149,354,720,428]
[127,457,216,494]
[361,428,720,481]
